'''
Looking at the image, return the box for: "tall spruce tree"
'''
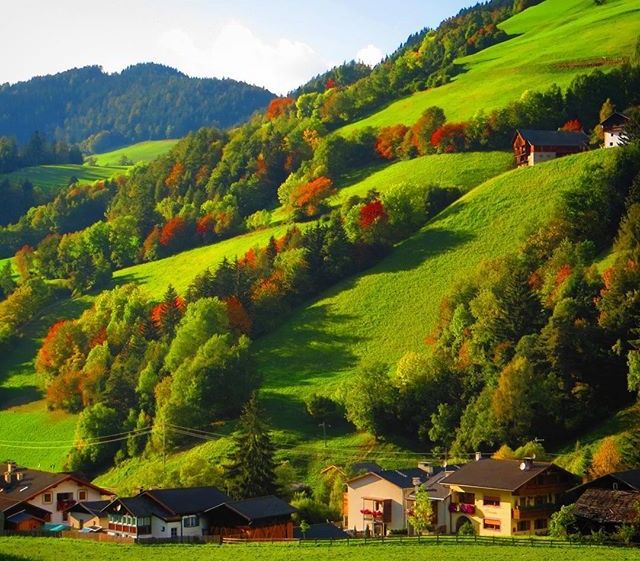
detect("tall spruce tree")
[225,393,276,499]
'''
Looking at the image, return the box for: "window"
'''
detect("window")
[613,483,619,490]
[483,496,500,507]
[43,493,52,504]
[483,519,501,531]
[458,492,475,505]
[517,520,530,532]
[171,527,178,537]
[183,515,199,528]
[534,518,548,530]
[78,490,87,501]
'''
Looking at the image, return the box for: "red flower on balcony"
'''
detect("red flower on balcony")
[360,508,373,516]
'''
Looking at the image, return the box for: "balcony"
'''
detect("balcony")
[512,503,556,519]
[448,503,476,515]
[57,499,76,512]
[360,499,392,523]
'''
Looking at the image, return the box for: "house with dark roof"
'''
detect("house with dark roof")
[345,463,448,536]
[0,496,51,531]
[513,129,589,167]
[440,457,578,536]
[565,469,640,504]
[204,495,296,539]
[573,488,640,534]
[601,112,630,148]
[0,460,113,527]
[65,500,110,530]
[103,486,230,539]
[406,468,460,535]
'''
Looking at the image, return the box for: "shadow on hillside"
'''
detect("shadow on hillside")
[110,271,149,289]
[0,385,40,409]
[258,304,362,391]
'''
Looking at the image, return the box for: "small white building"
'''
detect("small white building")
[601,112,630,148]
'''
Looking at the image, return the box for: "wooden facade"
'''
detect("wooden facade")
[513,130,589,167]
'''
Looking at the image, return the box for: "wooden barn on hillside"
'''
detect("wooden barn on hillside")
[601,112,630,148]
[513,129,589,167]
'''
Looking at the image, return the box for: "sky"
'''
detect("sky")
[0,0,472,95]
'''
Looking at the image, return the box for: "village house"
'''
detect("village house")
[104,486,230,539]
[573,488,640,535]
[344,463,453,536]
[601,112,630,148]
[513,129,589,167]
[406,468,460,534]
[64,500,110,531]
[440,456,578,537]
[565,469,640,504]
[0,496,51,531]
[0,460,113,528]
[204,495,296,539]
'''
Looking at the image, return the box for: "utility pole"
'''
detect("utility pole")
[162,421,167,474]
[319,422,329,448]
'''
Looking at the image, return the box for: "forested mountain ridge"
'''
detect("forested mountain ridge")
[0,63,275,151]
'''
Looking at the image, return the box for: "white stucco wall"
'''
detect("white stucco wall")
[27,479,103,524]
[347,474,408,533]
[605,131,624,148]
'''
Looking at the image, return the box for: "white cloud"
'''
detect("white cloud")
[158,22,330,95]
[356,44,384,67]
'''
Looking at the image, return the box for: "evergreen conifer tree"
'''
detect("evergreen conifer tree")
[225,393,276,499]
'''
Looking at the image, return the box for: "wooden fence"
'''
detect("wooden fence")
[221,534,637,548]
[60,531,135,544]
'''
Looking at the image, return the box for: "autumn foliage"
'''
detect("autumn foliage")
[589,436,623,479]
[561,119,583,132]
[160,216,189,248]
[360,200,387,228]
[266,97,294,120]
[289,176,336,217]
[430,123,468,153]
[226,296,252,335]
[375,125,410,160]
[165,161,185,189]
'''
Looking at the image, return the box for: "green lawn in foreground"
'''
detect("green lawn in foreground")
[338,0,640,134]
[91,139,178,166]
[255,150,618,431]
[1,164,127,193]
[3,538,640,561]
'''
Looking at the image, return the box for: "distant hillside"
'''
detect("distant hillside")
[0,63,275,149]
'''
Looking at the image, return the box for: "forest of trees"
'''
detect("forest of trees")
[0,63,275,150]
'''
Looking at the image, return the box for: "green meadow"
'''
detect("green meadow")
[91,139,178,166]
[2,538,640,561]
[255,150,617,431]
[339,0,640,134]
[1,164,127,193]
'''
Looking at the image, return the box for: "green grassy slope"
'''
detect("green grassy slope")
[113,225,289,298]
[0,538,633,561]
[255,150,618,428]
[334,151,514,203]
[1,164,127,193]
[91,139,179,166]
[339,0,639,134]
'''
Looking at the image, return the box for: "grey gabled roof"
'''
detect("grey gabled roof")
[206,495,296,521]
[66,500,110,516]
[516,129,589,147]
[143,487,229,515]
[600,112,629,128]
[372,467,445,489]
[104,495,172,520]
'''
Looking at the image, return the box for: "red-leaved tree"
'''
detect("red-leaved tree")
[431,123,468,153]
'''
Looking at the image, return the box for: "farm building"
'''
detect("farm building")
[204,495,296,539]
[64,500,110,530]
[513,129,589,167]
[440,456,578,536]
[0,460,113,527]
[573,488,640,534]
[601,112,630,148]
[0,496,51,531]
[564,469,640,504]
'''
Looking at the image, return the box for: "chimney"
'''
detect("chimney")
[6,461,16,474]
[4,472,12,485]
[523,457,534,470]
[418,462,434,475]
[475,451,483,462]
[16,472,23,482]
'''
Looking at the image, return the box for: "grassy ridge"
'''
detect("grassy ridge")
[0,538,636,561]
[339,0,640,134]
[1,164,127,193]
[91,139,179,166]
[255,150,617,429]
[334,151,514,203]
